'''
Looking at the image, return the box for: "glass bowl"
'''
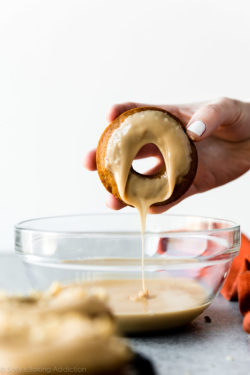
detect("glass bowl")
[15,213,240,333]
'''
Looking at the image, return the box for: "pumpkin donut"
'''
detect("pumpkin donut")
[96,107,197,207]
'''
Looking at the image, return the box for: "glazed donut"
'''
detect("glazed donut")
[0,283,132,373]
[96,107,197,207]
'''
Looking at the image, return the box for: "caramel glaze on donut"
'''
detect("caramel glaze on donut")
[96,107,198,207]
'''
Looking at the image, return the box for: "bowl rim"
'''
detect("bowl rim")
[15,212,240,236]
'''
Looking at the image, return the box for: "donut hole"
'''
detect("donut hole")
[132,143,165,177]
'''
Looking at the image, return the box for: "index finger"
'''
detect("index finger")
[83,149,97,171]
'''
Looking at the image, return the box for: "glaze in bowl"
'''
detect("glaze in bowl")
[15,213,240,332]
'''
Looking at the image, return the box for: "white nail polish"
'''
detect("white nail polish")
[187,120,206,137]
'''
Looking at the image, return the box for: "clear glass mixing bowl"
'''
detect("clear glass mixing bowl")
[15,213,240,332]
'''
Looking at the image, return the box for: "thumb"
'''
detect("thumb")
[186,97,242,141]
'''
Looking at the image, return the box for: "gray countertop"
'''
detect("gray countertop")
[0,253,249,375]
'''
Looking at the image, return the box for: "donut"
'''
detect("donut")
[0,282,132,374]
[96,107,198,207]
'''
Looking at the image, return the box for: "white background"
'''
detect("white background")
[0,0,249,252]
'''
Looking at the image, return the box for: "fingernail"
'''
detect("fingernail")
[187,120,206,137]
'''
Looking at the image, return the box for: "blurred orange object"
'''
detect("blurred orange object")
[238,269,250,333]
[221,234,250,333]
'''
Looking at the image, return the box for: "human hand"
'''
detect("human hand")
[84,98,250,213]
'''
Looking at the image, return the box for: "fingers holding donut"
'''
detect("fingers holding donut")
[95,107,198,209]
[83,101,200,173]
[84,102,202,212]
[83,148,97,171]
[186,97,250,142]
[105,193,127,210]
[107,101,206,129]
